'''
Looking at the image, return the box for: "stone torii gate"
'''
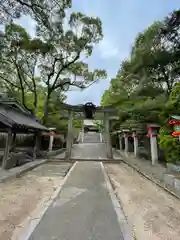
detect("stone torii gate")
[60,102,118,159]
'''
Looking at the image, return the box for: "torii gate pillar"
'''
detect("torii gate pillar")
[65,110,73,158]
[104,112,113,159]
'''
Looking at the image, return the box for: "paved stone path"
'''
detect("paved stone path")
[54,143,122,161]
[83,132,101,143]
[71,143,108,159]
[28,162,124,240]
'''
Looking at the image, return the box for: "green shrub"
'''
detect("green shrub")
[159,127,180,163]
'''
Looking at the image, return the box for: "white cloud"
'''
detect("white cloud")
[97,38,120,59]
[15,15,36,37]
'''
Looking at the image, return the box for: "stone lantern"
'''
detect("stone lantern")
[147,124,160,165]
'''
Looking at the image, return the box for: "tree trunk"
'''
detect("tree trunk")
[42,89,51,125]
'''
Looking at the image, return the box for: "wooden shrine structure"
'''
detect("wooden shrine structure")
[0,99,48,169]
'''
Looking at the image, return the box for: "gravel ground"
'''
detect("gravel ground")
[120,152,167,184]
[105,163,180,240]
[0,162,72,240]
[119,151,180,197]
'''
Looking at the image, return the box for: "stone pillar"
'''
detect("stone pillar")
[104,112,113,159]
[100,133,103,143]
[150,136,158,165]
[66,110,73,159]
[124,134,128,152]
[77,131,81,143]
[48,132,54,152]
[2,128,12,169]
[147,125,160,165]
[132,131,138,157]
[123,130,129,152]
[81,123,84,143]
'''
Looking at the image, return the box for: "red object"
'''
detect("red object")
[169,120,180,125]
[147,126,160,138]
[168,120,180,137]
[172,131,180,137]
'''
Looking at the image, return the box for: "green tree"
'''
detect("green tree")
[101,9,180,163]
[39,12,107,123]
[0,0,71,34]
[0,23,49,113]
[0,11,107,121]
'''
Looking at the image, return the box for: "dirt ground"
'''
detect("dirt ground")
[105,163,180,240]
[0,163,69,240]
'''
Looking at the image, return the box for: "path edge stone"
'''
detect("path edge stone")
[0,160,48,183]
[100,162,132,240]
[11,161,78,240]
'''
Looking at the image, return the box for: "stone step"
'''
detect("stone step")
[50,158,122,163]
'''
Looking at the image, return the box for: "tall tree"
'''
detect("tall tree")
[0,0,71,35]
[37,12,106,122]
[0,23,49,113]
[0,14,107,120]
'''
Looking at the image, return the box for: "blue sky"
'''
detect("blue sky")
[16,0,180,105]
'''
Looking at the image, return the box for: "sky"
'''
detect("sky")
[16,0,180,106]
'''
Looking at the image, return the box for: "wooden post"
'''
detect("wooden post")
[11,132,16,152]
[2,128,12,169]
[33,132,39,161]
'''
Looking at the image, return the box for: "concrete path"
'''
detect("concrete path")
[71,143,108,160]
[53,144,122,161]
[83,132,101,143]
[28,162,124,240]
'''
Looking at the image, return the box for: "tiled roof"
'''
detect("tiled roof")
[0,103,48,132]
